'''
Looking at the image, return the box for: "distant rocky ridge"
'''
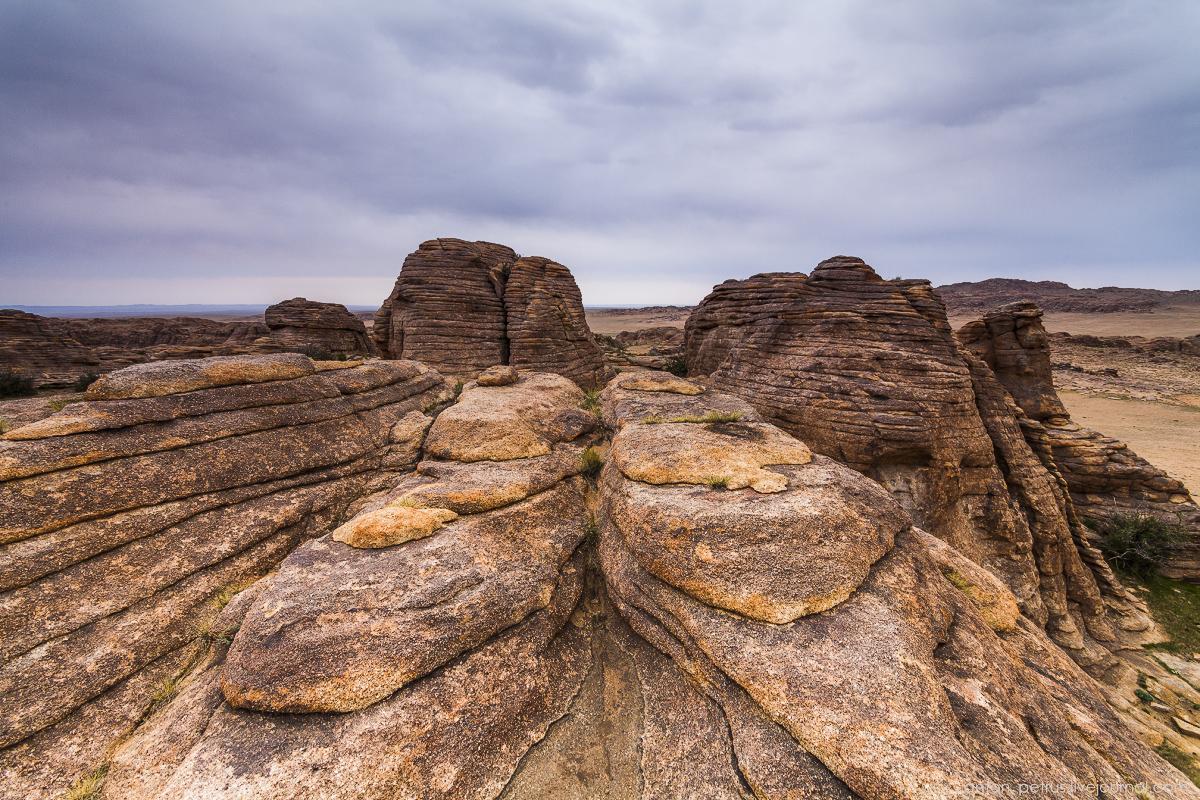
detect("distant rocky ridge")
[937,277,1200,314]
[1,299,374,388]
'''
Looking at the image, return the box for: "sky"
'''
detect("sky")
[1,0,1198,307]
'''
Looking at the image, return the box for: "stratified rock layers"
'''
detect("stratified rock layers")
[960,301,1200,580]
[264,297,375,357]
[372,238,609,386]
[86,372,1198,799]
[0,355,452,799]
[684,257,1155,672]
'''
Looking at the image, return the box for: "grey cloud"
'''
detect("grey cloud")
[0,0,1198,305]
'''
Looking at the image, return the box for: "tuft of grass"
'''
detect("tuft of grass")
[0,418,8,435]
[1135,687,1156,704]
[662,356,688,377]
[705,475,730,490]
[1129,572,1200,654]
[583,513,599,543]
[1157,742,1200,786]
[943,569,973,593]
[452,380,464,399]
[73,372,100,392]
[579,446,605,479]
[580,388,602,415]
[643,411,744,425]
[1090,513,1186,576]
[48,397,70,412]
[64,764,109,800]
[0,369,35,399]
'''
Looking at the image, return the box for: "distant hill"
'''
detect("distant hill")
[935,278,1200,313]
[5,304,379,319]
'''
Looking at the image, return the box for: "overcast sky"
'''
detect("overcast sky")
[1,0,1198,306]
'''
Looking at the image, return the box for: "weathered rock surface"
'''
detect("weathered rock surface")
[0,309,100,387]
[372,238,610,386]
[960,302,1200,580]
[264,297,375,357]
[684,258,1158,675]
[59,371,1193,799]
[0,355,451,798]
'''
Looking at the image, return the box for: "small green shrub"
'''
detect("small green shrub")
[48,398,69,411]
[705,475,730,490]
[0,370,35,398]
[1091,513,1186,576]
[580,388,602,414]
[452,380,464,399]
[1135,687,1155,704]
[662,356,688,377]
[72,372,100,392]
[579,446,604,479]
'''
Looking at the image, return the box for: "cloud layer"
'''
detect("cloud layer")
[2,0,1198,305]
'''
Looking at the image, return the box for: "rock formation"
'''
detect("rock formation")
[683,258,1158,676]
[264,297,375,358]
[0,310,100,387]
[0,367,1179,798]
[959,302,1200,579]
[0,354,452,797]
[372,238,610,387]
[936,278,1200,314]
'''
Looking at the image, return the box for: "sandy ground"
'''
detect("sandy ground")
[949,305,1200,338]
[1060,391,1200,495]
[586,309,690,335]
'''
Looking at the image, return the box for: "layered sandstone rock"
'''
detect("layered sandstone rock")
[684,258,1157,674]
[0,309,100,387]
[960,302,1200,579]
[0,354,452,798]
[372,238,609,386]
[84,372,1199,799]
[264,297,375,358]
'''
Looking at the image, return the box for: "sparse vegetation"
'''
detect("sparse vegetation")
[0,419,8,435]
[1091,513,1186,576]
[48,397,70,411]
[1156,742,1200,786]
[73,372,100,392]
[579,446,604,479]
[297,346,348,362]
[705,475,730,490]
[643,411,743,425]
[583,513,599,543]
[1129,572,1200,654]
[64,764,108,800]
[580,388,602,415]
[452,380,464,399]
[662,355,688,377]
[943,569,972,593]
[0,369,35,398]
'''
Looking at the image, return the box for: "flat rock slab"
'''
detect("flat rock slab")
[221,479,588,713]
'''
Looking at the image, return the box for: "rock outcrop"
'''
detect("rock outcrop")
[372,238,610,387]
[959,302,1200,579]
[684,258,1157,675]
[60,370,1198,799]
[0,354,452,798]
[936,278,1200,314]
[264,297,375,358]
[0,310,100,387]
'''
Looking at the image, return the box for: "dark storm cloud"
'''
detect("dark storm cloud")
[0,0,1197,305]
